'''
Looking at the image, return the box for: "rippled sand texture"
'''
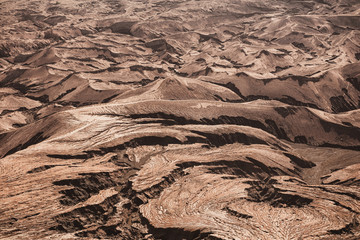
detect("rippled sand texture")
[1,0,360,239]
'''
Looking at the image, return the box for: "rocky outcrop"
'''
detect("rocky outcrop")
[1,0,360,239]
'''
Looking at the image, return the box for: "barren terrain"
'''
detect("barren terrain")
[1,0,360,239]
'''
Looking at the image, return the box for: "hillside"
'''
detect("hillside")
[1,0,360,239]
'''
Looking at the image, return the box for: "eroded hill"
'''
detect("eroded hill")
[1,0,360,239]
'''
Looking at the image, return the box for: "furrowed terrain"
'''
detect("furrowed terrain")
[1,0,360,239]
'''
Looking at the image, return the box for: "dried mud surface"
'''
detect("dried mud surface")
[1,0,360,239]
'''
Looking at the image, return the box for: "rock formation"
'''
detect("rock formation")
[1,0,360,239]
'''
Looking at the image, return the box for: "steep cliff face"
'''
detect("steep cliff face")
[1,0,360,239]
